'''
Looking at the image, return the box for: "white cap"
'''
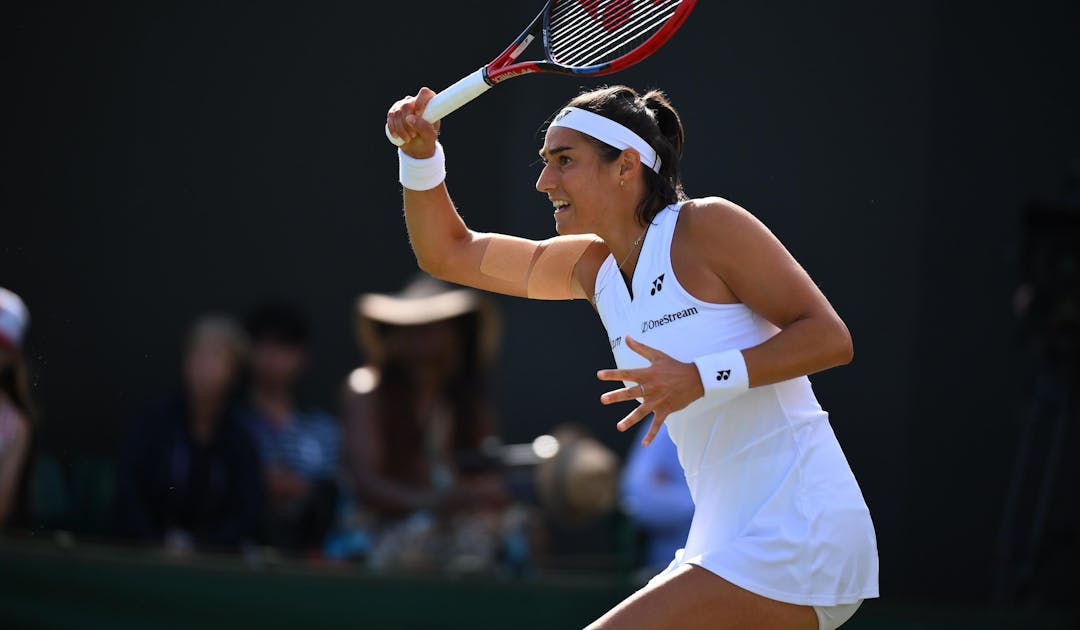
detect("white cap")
[0,287,29,350]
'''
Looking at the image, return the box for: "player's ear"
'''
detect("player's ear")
[618,148,641,178]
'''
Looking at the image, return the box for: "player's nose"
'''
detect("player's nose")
[535,163,556,192]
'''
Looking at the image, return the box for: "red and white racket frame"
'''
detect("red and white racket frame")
[387,0,697,145]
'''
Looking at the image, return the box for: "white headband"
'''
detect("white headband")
[550,107,662,173]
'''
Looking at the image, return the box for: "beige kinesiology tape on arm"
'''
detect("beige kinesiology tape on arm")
[479,234,596,300]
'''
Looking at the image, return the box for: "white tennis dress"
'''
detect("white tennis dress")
[593,203,879,607]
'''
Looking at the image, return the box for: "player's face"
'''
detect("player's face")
[536,127,622,235]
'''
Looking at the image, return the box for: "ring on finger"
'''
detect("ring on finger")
[638,384,646,398]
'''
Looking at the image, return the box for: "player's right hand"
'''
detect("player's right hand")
[387,87,442,159]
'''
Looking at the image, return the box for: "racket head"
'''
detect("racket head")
[484,0,696,83]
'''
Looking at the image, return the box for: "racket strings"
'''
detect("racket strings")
[550,2,678,67]
[548,0,682,68]
[558,3,675,66]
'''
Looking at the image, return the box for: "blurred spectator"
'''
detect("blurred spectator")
[243,302,339,553]
[0,287,34,527]
[115,316,261,552]
[620,421,694,575]
[535,424,619,528]
[341,275,510,571]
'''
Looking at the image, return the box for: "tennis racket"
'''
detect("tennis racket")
[385,0,697,145]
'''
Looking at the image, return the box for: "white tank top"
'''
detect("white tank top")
[593,203,879,606]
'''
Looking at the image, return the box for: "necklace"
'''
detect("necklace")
[617,226,649,271]
[592,224,649,304]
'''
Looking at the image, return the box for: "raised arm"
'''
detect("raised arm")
[386,88,609,300]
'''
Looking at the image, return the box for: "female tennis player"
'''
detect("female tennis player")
[386,85,878,629]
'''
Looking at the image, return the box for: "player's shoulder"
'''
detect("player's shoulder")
[553,233,609,271]
[678,196,762,240]
[548,232,606,249]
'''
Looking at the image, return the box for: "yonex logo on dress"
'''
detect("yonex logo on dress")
[716,370,731,381]
[640,307,698,333]
[650,274,665,295]
[610,336,623,349]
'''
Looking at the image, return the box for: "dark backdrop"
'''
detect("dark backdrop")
[5,0,1079,605]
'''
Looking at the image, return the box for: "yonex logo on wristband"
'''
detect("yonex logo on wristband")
[716,370,731,381]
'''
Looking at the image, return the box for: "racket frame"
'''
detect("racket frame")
[387,0,696,145]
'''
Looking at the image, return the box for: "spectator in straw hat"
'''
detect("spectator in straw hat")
[0,287,34,527]
[341,274,510,571]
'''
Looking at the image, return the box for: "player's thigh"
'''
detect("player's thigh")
[585,564,818,630]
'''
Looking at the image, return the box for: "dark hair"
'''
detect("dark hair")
[561,85,687,226]
[245,302,310,347]
[373,313,495,484]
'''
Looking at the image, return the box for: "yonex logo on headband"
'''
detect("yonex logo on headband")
[550,107,662,173]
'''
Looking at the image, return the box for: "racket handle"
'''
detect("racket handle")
[385,67,492,146]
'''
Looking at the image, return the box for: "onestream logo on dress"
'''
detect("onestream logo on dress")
[640,307,699,334]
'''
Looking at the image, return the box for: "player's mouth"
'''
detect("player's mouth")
[552,199,571,214]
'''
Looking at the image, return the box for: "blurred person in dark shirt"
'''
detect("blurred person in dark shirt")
[115,316,261,552]
[341,276,510,571]
[243,303,340,554]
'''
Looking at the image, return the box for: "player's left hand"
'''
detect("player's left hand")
[597,336,704,446]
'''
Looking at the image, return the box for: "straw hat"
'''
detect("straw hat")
[355,274,501,364]
[0,287,29,350]
[534,426,620,527]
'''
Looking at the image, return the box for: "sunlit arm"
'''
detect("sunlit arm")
[688,198,853,387]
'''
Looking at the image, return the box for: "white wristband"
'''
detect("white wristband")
[693,349,750,406]
[398,142,446,191]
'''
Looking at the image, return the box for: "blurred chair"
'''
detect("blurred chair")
[29,453,70,531]
[70,456,115,536]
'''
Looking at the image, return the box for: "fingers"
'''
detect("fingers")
[387,95,417,144]
[405,112,438,140]
[625,335,663,361]
[597,368,642,382]
[414,87,436,117]
[640,413,666,447]
[600,384,642,405]
[616,403,653,433]
[598,337,665,380]
[387,87,440,151]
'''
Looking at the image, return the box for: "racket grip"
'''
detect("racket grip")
[385,67,492,146]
